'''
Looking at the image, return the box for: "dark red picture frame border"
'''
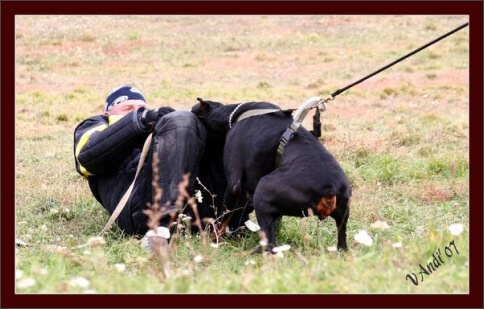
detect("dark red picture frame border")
[2,2,482,308]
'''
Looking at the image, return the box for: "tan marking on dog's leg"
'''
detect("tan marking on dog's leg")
[316,195,337,218]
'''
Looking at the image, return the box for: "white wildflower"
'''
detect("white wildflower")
[370,220,390,230]
[16,239,29,247]
[194,190,203,203]
[34,267,48,275]
[16,269,23,280]
[354,230,373,246]
[326,246,337,252]
[17,277,36,289]
[114,263,126,272]
[448,223,464,236]
[69,277,90,288]
[245,259,256,266]
[193,254,204,263]
[392,242,403,248]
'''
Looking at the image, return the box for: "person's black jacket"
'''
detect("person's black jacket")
[74,107,248,236]
[74,108,151,235]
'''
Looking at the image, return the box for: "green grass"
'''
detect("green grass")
[14,15,469,295]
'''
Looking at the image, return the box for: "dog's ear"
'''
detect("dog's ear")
[196,97,209,112]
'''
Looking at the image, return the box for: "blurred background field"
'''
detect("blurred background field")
[14,15,469,295]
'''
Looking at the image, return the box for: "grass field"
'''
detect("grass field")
[14,15,470,298]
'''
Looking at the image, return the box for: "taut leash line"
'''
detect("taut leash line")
[275,22,469,166]
[328,22,469,101]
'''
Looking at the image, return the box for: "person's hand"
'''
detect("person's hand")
[139,107,175,130]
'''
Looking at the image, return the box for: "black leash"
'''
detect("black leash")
[327,22,469,101]
[275,22,469,167]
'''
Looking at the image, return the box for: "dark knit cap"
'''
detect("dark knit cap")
[104,85,146,112]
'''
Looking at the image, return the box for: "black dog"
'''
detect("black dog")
[191,98,351,253]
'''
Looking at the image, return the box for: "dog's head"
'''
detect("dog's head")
[192,98,223,117]
[191,98,232,133]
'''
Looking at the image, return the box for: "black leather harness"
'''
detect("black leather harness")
[229,97,326,168]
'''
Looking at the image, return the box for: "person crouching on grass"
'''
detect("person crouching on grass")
[73,84,207,247]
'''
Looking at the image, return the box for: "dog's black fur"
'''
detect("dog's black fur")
[195,125,253,234]
[191,98,351,253]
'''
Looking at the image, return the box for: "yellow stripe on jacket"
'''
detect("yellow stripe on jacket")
[75,115,124,176]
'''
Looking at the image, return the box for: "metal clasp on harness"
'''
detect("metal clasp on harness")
[276,123,298,160]
[275,96,329,167]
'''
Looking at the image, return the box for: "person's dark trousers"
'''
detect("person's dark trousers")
[151,111,207,223]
